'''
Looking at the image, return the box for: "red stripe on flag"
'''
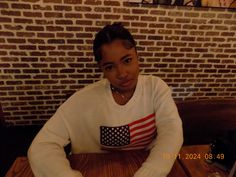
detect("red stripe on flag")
[128,113,155,127]
[130,119,156,132]
[128,113,157,149]
[132,140,153,147]
[132,135,156,145]
[131,131,157,144]
[130,125,156,138]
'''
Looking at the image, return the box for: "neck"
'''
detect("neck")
[111,85,136,100]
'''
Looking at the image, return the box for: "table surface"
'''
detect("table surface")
[5,145,230,177]
[5,150,186,177]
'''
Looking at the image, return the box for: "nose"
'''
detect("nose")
[116,65,128,80]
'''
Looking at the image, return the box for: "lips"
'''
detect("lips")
[120,79,133,87]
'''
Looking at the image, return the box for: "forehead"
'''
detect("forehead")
[101,39,135,61]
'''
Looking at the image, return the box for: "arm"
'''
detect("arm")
[28,109,83,177]
[134,79,183,177]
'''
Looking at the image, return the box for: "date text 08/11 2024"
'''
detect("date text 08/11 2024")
[162,153,225,160]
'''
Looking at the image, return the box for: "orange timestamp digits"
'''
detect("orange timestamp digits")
[162,153,181,160]
[185,153,201,160]
[162,153,225,160]
[204,153,224,160]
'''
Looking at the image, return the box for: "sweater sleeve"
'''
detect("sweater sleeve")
[134,78,183,177]
[27,109,83,177]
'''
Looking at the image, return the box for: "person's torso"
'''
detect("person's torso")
[62,75,159,153]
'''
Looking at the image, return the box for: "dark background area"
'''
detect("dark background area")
[0,125,41,177]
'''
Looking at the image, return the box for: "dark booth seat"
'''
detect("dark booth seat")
[176,99,236,145]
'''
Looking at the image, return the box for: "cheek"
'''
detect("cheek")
[103,71,115,81]
[132,61,140,73]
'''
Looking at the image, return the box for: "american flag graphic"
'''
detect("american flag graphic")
[100,113,157,150]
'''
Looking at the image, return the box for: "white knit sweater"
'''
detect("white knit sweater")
[28,75,183,177]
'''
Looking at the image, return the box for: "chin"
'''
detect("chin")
[120,81,137,92]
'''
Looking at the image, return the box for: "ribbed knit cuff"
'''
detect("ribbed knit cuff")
[62,169,83,177]
[73,170,84,177]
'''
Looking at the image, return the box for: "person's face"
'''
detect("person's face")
[98,39,140,93]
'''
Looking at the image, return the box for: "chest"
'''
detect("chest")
[112,92,132,105]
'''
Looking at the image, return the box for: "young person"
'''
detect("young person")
[28,23,183,177]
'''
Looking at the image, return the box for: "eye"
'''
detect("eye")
[124,58,132,64]
[104,65,113,71]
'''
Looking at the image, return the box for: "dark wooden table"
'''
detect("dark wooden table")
[7,145,230,177]
[179,145,229,177]
[5,150,187,177]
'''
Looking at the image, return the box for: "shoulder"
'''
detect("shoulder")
[139,75,171,102]
[139,74,169,89]
[76,79,107,96]
[60,79,107,110]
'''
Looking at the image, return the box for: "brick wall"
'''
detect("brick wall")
[0,0,236,125]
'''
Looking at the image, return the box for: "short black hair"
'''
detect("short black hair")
[93,22,136,62]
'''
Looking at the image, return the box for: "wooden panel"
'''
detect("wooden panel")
[176,99,236,145]
[179,145,229,177]
[5,157,34,177]
[6,150,187,177]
